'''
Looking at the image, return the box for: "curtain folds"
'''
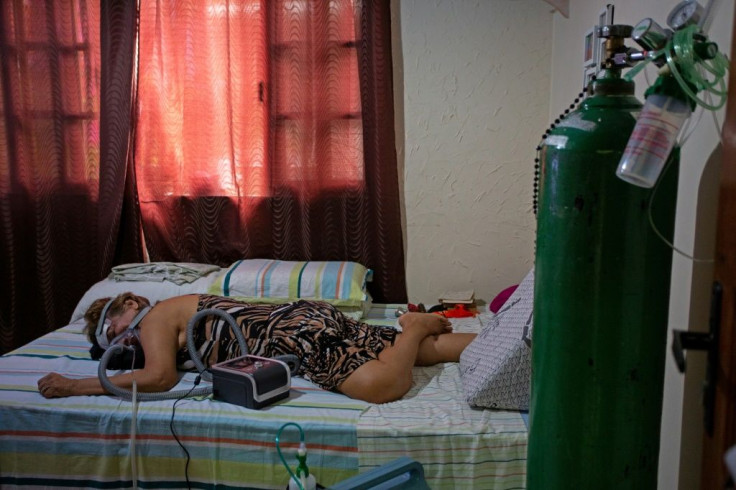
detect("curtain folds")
[0,1,105,353]
[99,0,144,273]
[135,0,406,303]
[0,0,405,353]
[353,0,406,303]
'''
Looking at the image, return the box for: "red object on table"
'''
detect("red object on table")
[437,304,475,318]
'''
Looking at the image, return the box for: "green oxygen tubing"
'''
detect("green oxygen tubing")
[97,308,300,401]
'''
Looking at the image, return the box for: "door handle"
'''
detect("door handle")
[671,281,722,437]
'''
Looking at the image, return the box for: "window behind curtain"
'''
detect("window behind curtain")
[135,0,363,203]
[132,0,407,304]
[0,0,103,352]
[270,0,364,189]
[1,0,100,194]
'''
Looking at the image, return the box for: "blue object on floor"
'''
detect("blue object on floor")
[329,457,429,489]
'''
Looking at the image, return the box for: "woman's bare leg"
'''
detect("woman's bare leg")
[415,332,476,366]
[338,313,459,403]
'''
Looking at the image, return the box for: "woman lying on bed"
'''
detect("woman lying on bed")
[37,293,476,404]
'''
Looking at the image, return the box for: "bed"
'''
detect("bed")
[0,261,529,489]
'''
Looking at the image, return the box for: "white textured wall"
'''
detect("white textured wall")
[395,0,733,488]
[546,2,732,489]
[395,0,553,307]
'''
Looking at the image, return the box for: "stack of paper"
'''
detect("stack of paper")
[438,290,475,305]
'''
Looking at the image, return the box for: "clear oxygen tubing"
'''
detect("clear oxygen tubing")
[618,22,729,187]
[621,21,727,258]
[665,25,729,111]
[699,0,723,40]
[97,308,248,400]
[647,150,715,264]
[624,25,729,109]
[131,379,138,488]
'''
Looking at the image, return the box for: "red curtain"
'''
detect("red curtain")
[0,0,101,352]
[135,0,406,303]
[98,1,143,273]
[0,0,405,353]
[0,0,142,353]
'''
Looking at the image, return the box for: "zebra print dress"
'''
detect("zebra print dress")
[188,295,398,391]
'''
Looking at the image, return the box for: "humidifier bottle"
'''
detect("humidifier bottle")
[616,75,694,188]
[288,474,316,490]
[287,443,317,490]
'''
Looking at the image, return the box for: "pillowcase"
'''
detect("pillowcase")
[459,267,534,410]
[332,292,373,320]
[70,265,222,323]
[208,259,372,310]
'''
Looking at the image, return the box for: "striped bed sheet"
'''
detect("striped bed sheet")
[0,322,366,489]
[0,304,528,489]
[361,306,529,490]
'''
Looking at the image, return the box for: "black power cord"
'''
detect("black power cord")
[170,375,202,490]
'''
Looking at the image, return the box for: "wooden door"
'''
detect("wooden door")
[700,10,736,489]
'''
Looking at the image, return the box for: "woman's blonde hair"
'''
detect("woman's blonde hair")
[83,292,151,344]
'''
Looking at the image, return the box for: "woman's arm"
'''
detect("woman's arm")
[38,369,175,398]
[38,308,182,398]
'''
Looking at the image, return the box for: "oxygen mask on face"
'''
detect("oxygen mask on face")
[95,299,151,350]
[109,326,141,348]
[95,299,117,350]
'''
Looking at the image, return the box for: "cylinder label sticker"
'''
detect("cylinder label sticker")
[546,135,568,148]
[557,112,597,132]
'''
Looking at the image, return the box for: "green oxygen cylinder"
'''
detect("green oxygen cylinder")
[527,68,679,488]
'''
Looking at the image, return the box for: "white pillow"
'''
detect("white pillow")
[70,268,222,323]
[459,268,534,410]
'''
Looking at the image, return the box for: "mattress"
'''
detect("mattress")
[0,305,528,489]
[360,306,528,490]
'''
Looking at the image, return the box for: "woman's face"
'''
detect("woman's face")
[105,300,140,344]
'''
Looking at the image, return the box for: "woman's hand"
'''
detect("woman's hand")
[38,373,78,398]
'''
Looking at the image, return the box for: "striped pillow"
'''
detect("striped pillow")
[208,259,372,308]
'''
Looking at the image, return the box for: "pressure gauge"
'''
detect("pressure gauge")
[666,1,705,30]
[632,18,671,51]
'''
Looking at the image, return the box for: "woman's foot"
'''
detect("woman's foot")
[398,312,452,337]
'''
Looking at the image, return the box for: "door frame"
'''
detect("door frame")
[700,9,736,489]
